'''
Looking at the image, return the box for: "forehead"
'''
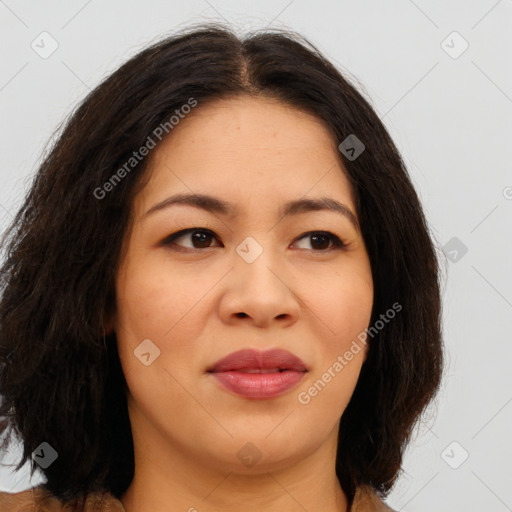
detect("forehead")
[156,95,337,156]
[136,96,356,215]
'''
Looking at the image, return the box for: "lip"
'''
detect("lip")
[206,349,309,399]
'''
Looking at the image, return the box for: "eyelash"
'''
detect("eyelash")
[161,228,347,252]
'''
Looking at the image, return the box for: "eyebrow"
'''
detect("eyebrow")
[143,193,359,230]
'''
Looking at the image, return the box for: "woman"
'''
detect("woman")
[0,23,443,511]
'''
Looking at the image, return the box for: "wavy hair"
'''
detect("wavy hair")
[0,22,443,507]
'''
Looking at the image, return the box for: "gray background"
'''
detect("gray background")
[0,1,511,510]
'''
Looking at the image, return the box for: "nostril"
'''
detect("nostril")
[236,312,248,318]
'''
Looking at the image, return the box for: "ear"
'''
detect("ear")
[359,331,371,364]
[104,319,114,335]
[362,341,370,363]
[103,310,116,336]
[101,295,118,336]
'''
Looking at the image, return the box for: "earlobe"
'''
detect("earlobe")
[361,350,368,365]
[102,301,117,336]
[361,340,370,364]
[103,315,115,336]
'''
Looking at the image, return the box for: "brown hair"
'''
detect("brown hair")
[0,22,443,506]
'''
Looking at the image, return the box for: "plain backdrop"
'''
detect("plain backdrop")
[0,1,511,511]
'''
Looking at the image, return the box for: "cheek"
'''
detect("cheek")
[316,265,373,344]
[297,272,372,415]
[114,262,196,409]
[116,258,200,337]
[114,258,216,384]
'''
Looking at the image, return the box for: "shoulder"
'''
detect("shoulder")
[0,486,62,511]
[1,483,392,512]
[351,485,396,512]
[0,485,125,511]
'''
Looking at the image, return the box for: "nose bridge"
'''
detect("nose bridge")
[231,232,296,306]
[234,233,280,283]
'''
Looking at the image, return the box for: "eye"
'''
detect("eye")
[161,228,346,252]
[161,229,220,250]
[293,231,346,251]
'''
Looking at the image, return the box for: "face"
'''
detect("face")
[111,96,373,476]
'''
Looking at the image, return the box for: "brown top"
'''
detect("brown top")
[0,484,396,511]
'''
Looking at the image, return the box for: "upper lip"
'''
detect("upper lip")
[207,349,309,373]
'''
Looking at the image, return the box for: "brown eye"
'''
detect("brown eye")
[162,229,346,252]
[293,231,346,251]
[310,233,331,250]
[189,230,215,248]
[162,229,220,250]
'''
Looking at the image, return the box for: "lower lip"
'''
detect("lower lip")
[210,370,306,399]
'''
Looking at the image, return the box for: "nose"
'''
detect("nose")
[218,244,300,329]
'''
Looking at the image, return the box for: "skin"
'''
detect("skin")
[110,95,374,512]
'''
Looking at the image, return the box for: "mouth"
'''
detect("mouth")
[206,348,309,373]
[233,368,289,373]
[206,348,309,399]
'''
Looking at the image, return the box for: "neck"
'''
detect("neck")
[120,416,348,512]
